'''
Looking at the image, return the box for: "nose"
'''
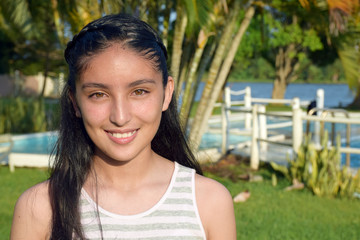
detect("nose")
[109,97,131,126]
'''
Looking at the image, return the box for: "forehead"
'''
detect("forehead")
[79,44,162,85]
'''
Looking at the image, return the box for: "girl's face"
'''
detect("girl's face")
[72,44,173,164]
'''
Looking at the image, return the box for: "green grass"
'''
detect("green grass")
[1,166,360,239]
[208,170,360,240]
[0,167,49,237]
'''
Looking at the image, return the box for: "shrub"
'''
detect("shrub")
[0,97,60,134]
[271,132,360,198]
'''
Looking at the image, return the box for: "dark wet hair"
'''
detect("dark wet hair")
[49,14,202,239]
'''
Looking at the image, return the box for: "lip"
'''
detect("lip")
[106,129,139,144]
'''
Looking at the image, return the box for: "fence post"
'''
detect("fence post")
[224,87,231,108]
[258,105,267,151]
[221,103,229,155]
[314,89,324,146]
[251,105,259,170]
[292,97,303,154]
[244,86,252,130]
[221,87,231,154]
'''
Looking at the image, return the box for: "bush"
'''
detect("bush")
[271,132,360,198]
[0,97,60,134]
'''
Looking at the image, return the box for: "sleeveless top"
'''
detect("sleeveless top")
[79,162,206,240]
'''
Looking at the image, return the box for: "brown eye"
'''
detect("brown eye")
[90,92,106,98]
[134,89,145,96]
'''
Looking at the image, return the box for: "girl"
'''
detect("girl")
[11,14,236,240]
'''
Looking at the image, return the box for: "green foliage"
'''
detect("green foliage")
[230,57,276,81]
[230,56,345,83]
[263,9,323,52]
[183,0,213,35]
[0,97,60,134]
[271,132,360,198]
[0,30,14,74]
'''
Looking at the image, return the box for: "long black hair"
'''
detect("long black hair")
[48,14,202,239]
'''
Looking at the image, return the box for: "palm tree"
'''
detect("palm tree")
[0,0,66,97]
[189,1,256,150]
[299,0,360,107]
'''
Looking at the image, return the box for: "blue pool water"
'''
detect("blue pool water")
[8,129,360,169]
[202,118,360,168]
[11,132,58,154]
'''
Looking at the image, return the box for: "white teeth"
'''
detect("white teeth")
[111,130,136,139]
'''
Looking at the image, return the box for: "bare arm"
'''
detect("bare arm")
[10,181,51,240]
[196,174,237,240]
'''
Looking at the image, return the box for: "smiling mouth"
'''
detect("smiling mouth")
[109,130,137,139]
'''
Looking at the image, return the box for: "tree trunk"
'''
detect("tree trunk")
[184,42,217,128]
[41,3,52,98]
[180,46,205,127]
[272,44,298,99]
[349,86,360,109]
[187,8,238,149]
[176,42,192,100]
[189,4,255,150]
[40,50,50,97]
[180,30,207,127]
[51,0,66,46]
[160,0,171,48]
[171,4,187,90]
[272,77,287,99]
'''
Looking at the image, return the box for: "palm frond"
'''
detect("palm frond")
[337,42,360,92]
[183,0,213,34]
[0,0,34,39]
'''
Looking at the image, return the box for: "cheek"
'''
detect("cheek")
[132,97,163,122]
[80,102,109,126]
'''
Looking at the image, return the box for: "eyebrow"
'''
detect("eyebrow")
[81,83,109,90]
[81,79,157,90]
[128,79,157,88]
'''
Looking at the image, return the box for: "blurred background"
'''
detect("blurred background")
[0,0,359,137]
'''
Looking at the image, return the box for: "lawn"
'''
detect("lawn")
[1,165,360,239]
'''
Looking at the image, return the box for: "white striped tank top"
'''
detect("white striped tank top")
[79,162,206,240]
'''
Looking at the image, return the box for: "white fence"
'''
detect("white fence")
[218,86,360,170]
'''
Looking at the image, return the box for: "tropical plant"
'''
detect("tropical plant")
[298,0,360,107]
[271,132,360,198]
[0,97,47,134]
[187,1,256,150]
[0,0,66,96]
[254,0,324,99]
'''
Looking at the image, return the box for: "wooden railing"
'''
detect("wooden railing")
[218,86,360,170]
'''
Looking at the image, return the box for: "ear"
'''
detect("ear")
[162,76,174,112]
[69,91,82,118]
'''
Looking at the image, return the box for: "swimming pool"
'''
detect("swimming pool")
[5,129,360,169]
[204,117,360,168]
[11,131,58,154]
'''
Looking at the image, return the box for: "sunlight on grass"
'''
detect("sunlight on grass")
[1,166,359,239]
[0,167,49,237]
[208,171,360,240]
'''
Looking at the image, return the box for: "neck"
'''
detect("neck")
[86,150,169,191]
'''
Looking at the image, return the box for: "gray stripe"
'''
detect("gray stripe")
[178,166,193,173]
[164,198,193,205]
[146,210,196,218]
[81,211,99,219]
[171,186,192,193]
[83,222,201,232]
[175,176,192,182]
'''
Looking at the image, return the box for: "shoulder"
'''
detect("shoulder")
[195,174,236,240]
[11,181,51,240]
